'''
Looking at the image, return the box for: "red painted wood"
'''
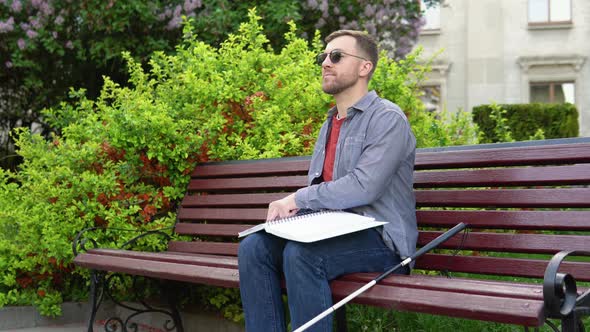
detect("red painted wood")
[87,249,238,269]
[167,241,239,256]
[330,280,545,326]
[179,193,289,208]
[415,143,590,169]
[188,176,307,192]
[74,253,239,288]
[192,159,309,178]
[174,223,247,236]
[418,231,588,254]
[416,210,590,231]
[415,188,590,208]
[176,208,266,221]
[414,253,590,282]
[339,273,544,300]
[414,164,590,187]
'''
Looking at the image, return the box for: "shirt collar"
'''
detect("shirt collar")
[326,90,378,119]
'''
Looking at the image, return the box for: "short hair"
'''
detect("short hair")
[325,30,378,79]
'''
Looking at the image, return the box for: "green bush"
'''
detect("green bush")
[0,9,477,317]
[473,103,579,143]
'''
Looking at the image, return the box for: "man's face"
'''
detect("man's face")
[320,36,366,96]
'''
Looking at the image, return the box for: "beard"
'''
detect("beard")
[322,73,358,95]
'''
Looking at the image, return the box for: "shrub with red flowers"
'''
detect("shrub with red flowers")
[0,9,475,317]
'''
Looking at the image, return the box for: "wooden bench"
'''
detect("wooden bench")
[73,137,590,332]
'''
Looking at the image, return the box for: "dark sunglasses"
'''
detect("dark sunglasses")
[316,50,368,66]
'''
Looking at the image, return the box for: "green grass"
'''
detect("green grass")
[347,304,589,332]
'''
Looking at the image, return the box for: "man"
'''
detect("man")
[238,30,417,332]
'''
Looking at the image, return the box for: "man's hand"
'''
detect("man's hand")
[267,193,298,221]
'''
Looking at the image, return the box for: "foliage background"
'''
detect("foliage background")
[473,103,579,143]
[0,0,441,170]
[0,9,477,316]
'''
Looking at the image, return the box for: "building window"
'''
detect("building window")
[528,0,571,24]
[421,1,441,31]
[419,85,441,112]
[530,82,575,103]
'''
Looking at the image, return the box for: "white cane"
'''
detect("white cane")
[293,222,467,332]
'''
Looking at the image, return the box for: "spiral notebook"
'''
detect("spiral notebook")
[237,210,387,243]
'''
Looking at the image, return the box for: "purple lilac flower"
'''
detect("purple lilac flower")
[52,31,57,38]
[0,17,15,33]
[364,5,375,17]
[55,15,64,25]
[5,61,12,68]
[26,29,38,38]
[11,0,22,13]
[167,16,182,30]
[65,40,73,49]
[17,38,26,49]
[32,0,42,8]
[183,0,201,13]
[319,0,329,17]
[40,2,53,16]
[30,17,41,29]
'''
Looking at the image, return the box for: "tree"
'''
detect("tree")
[0,0,441,170]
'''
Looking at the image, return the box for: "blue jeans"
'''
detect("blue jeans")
[238,228,406,332]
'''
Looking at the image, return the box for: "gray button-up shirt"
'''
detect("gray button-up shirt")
[295,90,417,260]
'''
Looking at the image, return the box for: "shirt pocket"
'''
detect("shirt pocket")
[340,135,365,173]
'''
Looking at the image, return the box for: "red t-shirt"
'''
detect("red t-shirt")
[322,115,345,182]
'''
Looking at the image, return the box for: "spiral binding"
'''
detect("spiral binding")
[269,210,336,225]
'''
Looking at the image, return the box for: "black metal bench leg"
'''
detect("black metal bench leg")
[561,311,586,332]
[162,281,184,332]
[86,270,105,332]
[334,305,347,332]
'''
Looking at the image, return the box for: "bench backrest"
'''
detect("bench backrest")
[171,138,590,284]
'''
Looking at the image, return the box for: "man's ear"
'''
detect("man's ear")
[359,61,373,78]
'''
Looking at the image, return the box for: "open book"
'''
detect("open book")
[237,210,387,243]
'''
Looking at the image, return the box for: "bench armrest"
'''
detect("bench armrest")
[543,250,590,319]
[72,226,173,257]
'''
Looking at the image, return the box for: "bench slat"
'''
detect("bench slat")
[188,176,307,192]
[415,253,590,281]
[192,159,310,178]
[180,193,288,208]
[415,143,590,169]
[87,249,238,268]
[177,208,267,221]
[339,273,544,300]
[416,210,590,231]
[415,188,590,208]
[414,164,590,187]
[74,253,240,288]
[175,223,245,236]
[330,280,545,326]
[168,241,238,256]
[418,231,589,254]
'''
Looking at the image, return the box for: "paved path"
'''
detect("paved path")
[1,322,97,331]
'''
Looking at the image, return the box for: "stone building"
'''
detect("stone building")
[417,0,589,136]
